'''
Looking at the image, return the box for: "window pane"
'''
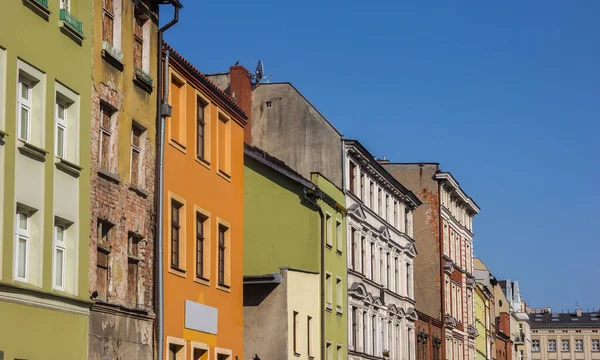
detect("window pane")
[57,103,66,120]
[56,226,64,243]
[134,40,143,69]
[131,149,139,185]
[18,213,28,231]
[20,82,29,100]
[55,248,64,287]
[132,127,141,147]
[102,13,114,44]
[57,126,65,158]
[20,107,29,139]
[101,107,111,130]
[101,132,110,169]
[17,237,27,278]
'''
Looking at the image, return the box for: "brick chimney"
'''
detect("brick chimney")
[498,312,510,335]
[229,65,252,144]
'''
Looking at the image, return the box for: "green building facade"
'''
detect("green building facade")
[0,0,92,359]
[244,146,347,360]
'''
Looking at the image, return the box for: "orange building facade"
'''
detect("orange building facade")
[163,43,247,360]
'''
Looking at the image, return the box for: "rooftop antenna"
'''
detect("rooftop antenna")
[253,60,272,83]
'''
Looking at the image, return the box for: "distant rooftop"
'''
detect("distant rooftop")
[529,309,600,327]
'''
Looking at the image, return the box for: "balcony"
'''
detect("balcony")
[514,332,525,345]
[23,0,50,19]
[59,9,84,43]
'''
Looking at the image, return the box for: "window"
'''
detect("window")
[406,263,411,297]
[336,277,342,311]
[393,201,398,228]
[97,219,113,302]
[325,273,332,308]
[351,307,357,349]
[169,75,185,145]
[18,78,32,141]
[394,258,399,293]
[196,97,207,160]
[335,220,342,253]
[55,100,67,158]
[293,311,299,355]
[562,339,570,352]
[362,312,367,352]
[102,0,114,45]
[217,354,230,360]
[370,243,375,280]
[405,208,410,234]
[326,342,332,360]
[15,211,30,281]
[127,232,140,307]
[195,213,207,279]
[592,339,599,352]
[532,340,540,352]
[372,315,377,354]
[349,162,356,194]
[133,10,148,71]
[53,224,66,290]
[576,339,583,352]
[361,236,366,275]
[360,173,365,200]
[130,124,144,187]
[308,316,313,357]
[168,343,184,360]
[379,248,384,283]
[548,340,556,352]
[325,214,332,248]
[350,227,356,269]
[99,104,114,171]
[218,225,228,286]
[217,114,231,175]
[171,201,182,269]
[337,345,342,360]
[378,188,382,216]
[386,253,390,288]
[192,346,208,360]
[385,194,390,221]
[369,181,374,209]
[408,328,413,360]
[60,0,70,10]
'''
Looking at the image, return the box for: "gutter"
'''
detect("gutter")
[155,3,181,360]
[303,187,326,360]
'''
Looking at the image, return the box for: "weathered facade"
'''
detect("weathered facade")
[381,163,480,360]
[162,44,247,360]
[0,0,92,358]
[529,308,600,360]
[88,0,159,358]
[344,140,421,360]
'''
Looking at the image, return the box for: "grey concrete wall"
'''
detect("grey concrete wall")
[381,163,443,320]
[244,272,288,360]
[205,73,230,94]
[88,308,153,360]
[251,83,343,187]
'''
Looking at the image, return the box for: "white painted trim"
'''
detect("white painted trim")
[0,288,90,316]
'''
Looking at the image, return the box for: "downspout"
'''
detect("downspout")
[156,5,180,360]
[303,187,326,360]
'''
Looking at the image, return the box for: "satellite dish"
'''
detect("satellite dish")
[255,60,264,83]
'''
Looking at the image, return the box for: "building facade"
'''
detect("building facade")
[88,0,159,358]
[0,0,92,358]
[162,44,247,360]
[244,145,347,360]
[501,280,532,360]
[475,282,491,360]
[345,140,422,360]
[381,163,480,360]
[529,308,600,360]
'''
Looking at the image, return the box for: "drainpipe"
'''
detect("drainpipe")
[156,3,180,360]
[304,187,326,360]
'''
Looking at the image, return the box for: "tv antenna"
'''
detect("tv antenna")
[253,60,272,83]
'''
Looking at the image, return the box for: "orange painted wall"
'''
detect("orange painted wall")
[163,58,246,360]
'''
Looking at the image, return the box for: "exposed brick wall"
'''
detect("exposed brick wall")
[229,65,252,144]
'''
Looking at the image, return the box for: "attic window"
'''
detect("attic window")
[266,101,272,107]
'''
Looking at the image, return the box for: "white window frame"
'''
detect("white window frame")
[14,211,30,282]
[335,219,342,253]
[591,339,599,352]
[17,78,32,142]
[60,0,70,11]
[130,124,143,186]
[325,272,332,309]
[55,100,67,159]
[576,339,583,352]
[532,340,540,352]
[53,224,66,290]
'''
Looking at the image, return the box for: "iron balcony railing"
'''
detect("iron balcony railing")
[34,0,48,7]
[60,9,83,37]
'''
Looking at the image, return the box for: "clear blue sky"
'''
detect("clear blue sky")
[163,1,600,311]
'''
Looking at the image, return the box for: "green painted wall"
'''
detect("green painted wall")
[311,173,348,359]
[244,156,320,275]
[0,0,91,358]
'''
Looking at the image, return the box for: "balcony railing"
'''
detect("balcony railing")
[60,9,83,37]
[34,0,48,7]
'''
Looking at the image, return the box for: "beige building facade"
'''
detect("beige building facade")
[529,309,600,360]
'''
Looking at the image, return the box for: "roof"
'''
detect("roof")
[343,139,422,207]
[434,171,480,214]
[244,144,315,190]
[529,311,600,327]
[163,42,248,122]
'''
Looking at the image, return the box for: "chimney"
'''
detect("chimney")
[576,308,582,317]
[229,65,252,144]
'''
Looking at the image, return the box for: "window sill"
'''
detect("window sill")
[133,70,153,94]
[325,244,332,250]
[335,249,342,256]
[294,353,301,357]
[129,185,148,198]
[168,139,187,154]
[18,140,48,162]
[194,276,210,287]
[101,43,124,71]
[217,169,231,182]
[22,0,50,20]
[0,129,7,139]
[195,156,211,170]
[217,283,231,293]
[55,157,82,178]
[168,266,186,279]
[98,168,121,184]
[336,306,343,316]
[59,21,84,46]
[325,303,332,312]
[128,255,140,263]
